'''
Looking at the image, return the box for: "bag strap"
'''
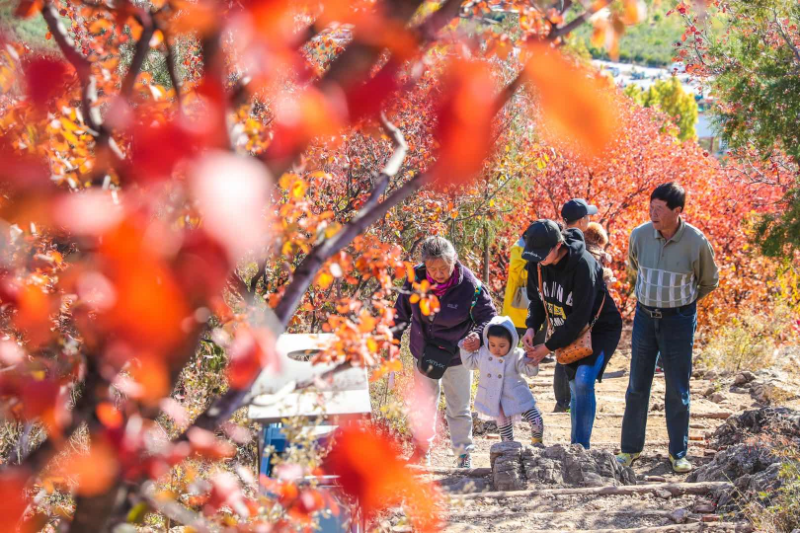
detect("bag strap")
[588,293,607,329]
[537,264,552,333]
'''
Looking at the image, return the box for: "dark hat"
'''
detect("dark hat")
[561,198,598,223]
[522,220,563,262]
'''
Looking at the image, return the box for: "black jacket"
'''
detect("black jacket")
[525,229,622,374]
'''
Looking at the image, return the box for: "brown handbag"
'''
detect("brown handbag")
[537,264,606,365]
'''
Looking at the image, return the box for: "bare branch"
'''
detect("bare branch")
[548,0,612,40]
[773,11,800,70]
[121,11,156,98]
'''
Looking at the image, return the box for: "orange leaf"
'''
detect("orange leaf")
[622,0,646,24]
[96,402,123,429]
[324,425,441,531]
[419,298,431,316]
[432,60,496,186]
[58,437,119,496]
[523,43,620,160]
[14,0,41,18]
[13,283,55,347]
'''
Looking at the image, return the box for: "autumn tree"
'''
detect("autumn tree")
[624,75,698,141]
[0,0,649,530]
[674,0,800,256]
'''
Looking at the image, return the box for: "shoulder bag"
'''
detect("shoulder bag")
[537,264,605,365]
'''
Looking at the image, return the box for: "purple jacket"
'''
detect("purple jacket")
[393,262,497,367]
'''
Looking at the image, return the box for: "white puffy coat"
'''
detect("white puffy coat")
[459,315,539,419]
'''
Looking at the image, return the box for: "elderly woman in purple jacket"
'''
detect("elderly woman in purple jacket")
[393,236,496,468]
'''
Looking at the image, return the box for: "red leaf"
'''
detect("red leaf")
[24,57,72,109]
[226,327,278,390]
[432,60,496,187]
[0,470,29,533]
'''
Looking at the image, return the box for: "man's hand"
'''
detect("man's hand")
[522,328,536,350]
[527,343,551,364]
[462,332,480,352]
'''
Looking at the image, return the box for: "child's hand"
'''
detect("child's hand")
[462,332,480,351]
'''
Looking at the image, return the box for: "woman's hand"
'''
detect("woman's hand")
[462,332,480,352]
[527,343,551,364]
[521,328,536,350]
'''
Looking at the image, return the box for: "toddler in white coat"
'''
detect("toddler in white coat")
[460,315,544,444]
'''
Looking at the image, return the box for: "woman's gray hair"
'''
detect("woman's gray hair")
[419,236,457,265]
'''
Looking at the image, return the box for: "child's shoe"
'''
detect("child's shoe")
[615,451,640,467]
[531,437,543,446]
[456,453,472,469]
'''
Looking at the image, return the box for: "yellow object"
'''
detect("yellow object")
[502,239,529,330]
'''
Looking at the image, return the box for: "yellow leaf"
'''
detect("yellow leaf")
[419,298,431,316]
[317,272,334,289]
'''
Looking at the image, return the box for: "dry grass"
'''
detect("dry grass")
[698,304,796,373]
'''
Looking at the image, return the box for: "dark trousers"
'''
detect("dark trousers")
[554,363,571,409]
[621,302,697,459]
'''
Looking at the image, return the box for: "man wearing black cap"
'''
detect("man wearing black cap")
[561,198,598,233]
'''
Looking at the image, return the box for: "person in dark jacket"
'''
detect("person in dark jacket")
[394,236,496,468]
[521,220,622,449]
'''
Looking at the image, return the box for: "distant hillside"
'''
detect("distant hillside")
[569,0,684,67]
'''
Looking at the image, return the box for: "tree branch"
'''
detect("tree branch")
[548,0,613,40]
[121,11,156,98]
[41,4,101,134]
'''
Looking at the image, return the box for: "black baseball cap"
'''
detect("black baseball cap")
[561,198,598,223]
[522,219,563,262]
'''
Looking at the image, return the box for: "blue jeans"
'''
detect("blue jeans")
[621,302,697,459]
[569,350,606,449]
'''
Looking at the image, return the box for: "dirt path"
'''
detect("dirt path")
[410,334,771,532]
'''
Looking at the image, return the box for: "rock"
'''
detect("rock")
[733,371,755,386]
[489,441,522,469]
[687,443,783,510]
[702,385,717,398]
[693,501,716,514]
[489,442,636,490]
[709,392,727,404]
[711,407,800,448]
[651,402,665,412]
[668,508,689,523]
[704,370,719,381]
[751,377,797,405]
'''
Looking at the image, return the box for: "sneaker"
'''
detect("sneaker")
[457,453,472,469]
[553,404,570,414]
[531,437,543,445]
[615,452,640,468]
[669,455,692,473]
[541,355,555,364]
